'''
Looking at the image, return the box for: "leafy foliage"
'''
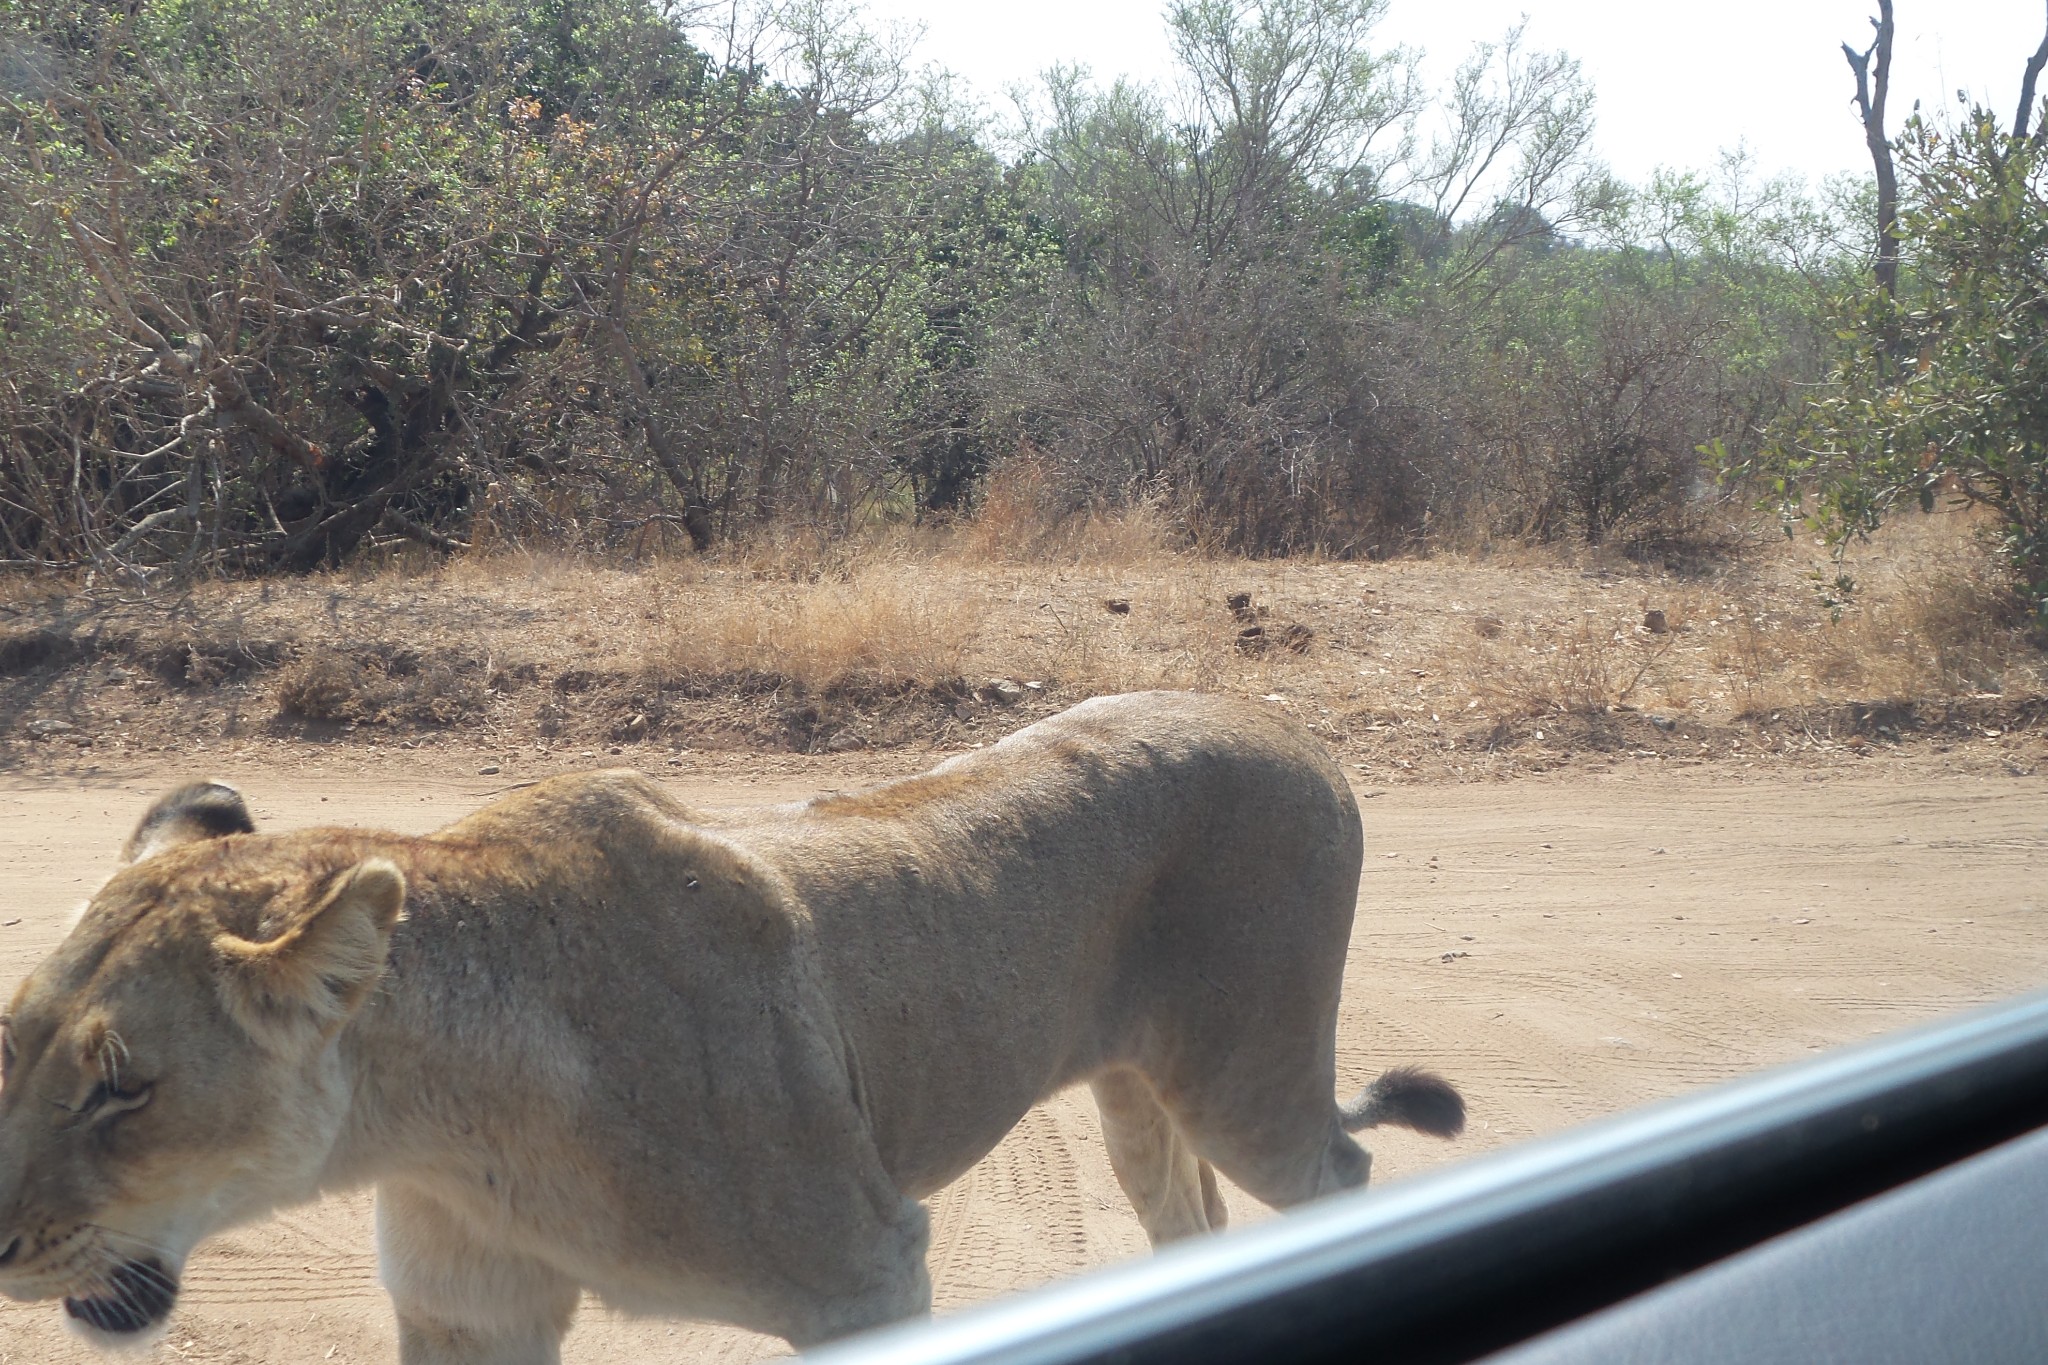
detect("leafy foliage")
[0,0,1856,573]
[1770,109,2048,618]
[0,0,1028,570]
[1436,159,1845,548]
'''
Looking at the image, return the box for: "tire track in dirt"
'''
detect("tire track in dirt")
[176,1198,387,1313]
[925,1156,981,1293]
[563,1309,780,1365]
[1351,767,2048,1162]
[928,1105,1092,1310]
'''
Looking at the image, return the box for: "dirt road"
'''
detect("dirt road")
[1,758,2043,1363]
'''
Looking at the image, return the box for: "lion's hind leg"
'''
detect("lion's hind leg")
[1143,1050,1378,1213]
[1090,1068,1227,1246]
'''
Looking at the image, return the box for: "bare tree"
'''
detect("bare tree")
[2016,0,2048,142]
[1167,0,1418,244]
[1400,22,1609,288]
[1842,1,1898,297]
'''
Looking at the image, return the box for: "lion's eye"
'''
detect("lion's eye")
[80,1080,153,1121]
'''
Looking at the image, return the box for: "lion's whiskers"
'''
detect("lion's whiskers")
[96,1031,130,1093]
[85,1224,177,1266]
[58,1230,180,1334]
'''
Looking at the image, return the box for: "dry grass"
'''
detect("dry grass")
[629,470,1230,699]
[3,495,2041,771]
[274,648,490,727]
[644,564,986,694]
[1800,533,2031,701]
[1456,617,1679,717]
[1424,511,2044,720]
[1651,515,2039,716]
[947,457,1179,568]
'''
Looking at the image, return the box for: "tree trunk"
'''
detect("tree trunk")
[1843,3,1898,298]
[599,319,715,552]
[2017,2,2048,142]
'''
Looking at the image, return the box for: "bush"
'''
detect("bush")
[1768,109,2048,621]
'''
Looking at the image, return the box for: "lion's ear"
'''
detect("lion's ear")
[215,859,406,1047]
[124,781,255,864]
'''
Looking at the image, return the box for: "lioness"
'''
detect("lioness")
[0,691,1461,1361]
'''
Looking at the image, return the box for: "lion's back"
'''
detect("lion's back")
[803,690,1355,839]
[732,692,1365,1191]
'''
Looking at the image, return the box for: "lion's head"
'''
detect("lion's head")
[0,783,404,1343]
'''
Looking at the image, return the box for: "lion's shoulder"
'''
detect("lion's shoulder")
[434,769,696,844]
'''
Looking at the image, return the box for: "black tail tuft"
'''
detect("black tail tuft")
[1341,1066,1466,1138]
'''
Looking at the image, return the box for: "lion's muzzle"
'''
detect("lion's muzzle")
[62,1256,178,1335]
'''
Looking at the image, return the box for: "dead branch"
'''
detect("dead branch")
[380,507,469,553]
[1842,1,1899,298]
[2018,1,2048,142]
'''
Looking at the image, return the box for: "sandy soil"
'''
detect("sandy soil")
[1,753,2043,1363]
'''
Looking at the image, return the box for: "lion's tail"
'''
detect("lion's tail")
[1340,1066,1466,1138]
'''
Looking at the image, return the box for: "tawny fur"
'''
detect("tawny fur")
[0,692,1461,1363]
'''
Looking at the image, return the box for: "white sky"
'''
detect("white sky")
[856,0,2047,188]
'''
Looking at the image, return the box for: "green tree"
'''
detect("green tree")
[1773,109,2048,619]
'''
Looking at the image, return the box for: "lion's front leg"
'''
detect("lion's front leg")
[377,1183,580,1365]
[773,1195,933,1350]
